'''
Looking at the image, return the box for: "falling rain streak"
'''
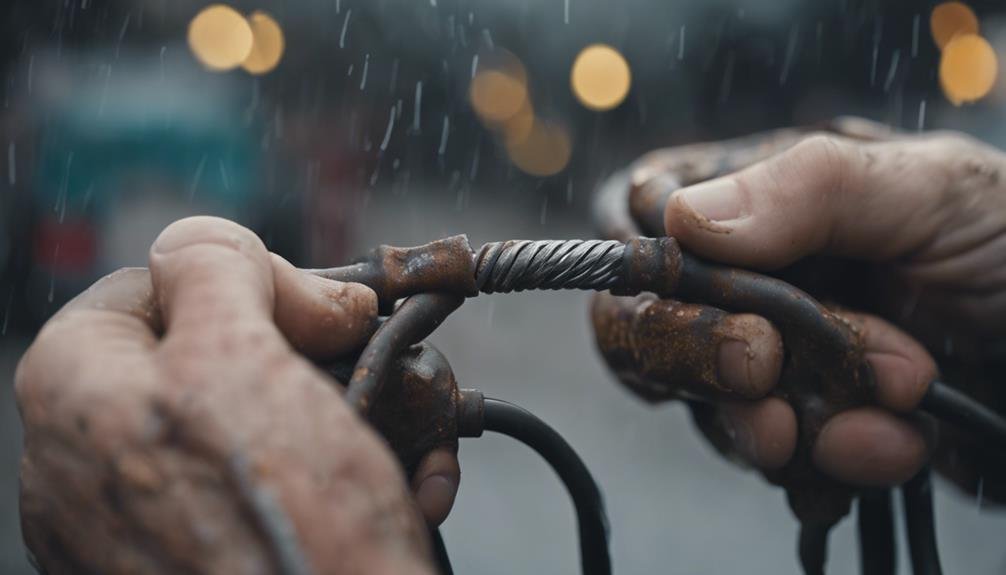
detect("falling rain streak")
[190,155,207,200]
[360,54,369,90]
[412,81,423,133]
[883,50,901,93]
[7,142,14,185]
[437,115,450,157]
[379,106,395,152]
[339,10,352,49]
[780,26,798,85]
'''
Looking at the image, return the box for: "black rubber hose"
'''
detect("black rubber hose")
[430,528,454,575]
[857,489,896,575]
[482,398,611,575]
[901,468,943,575]
[798,523,829,575]
[920,381,1006,452]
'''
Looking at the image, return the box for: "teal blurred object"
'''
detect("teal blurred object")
[34,61,260,216]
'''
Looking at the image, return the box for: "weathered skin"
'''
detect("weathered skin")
[16,217,437,575]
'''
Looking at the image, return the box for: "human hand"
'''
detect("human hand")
[16,216,459,574]
[596,125,1006,490]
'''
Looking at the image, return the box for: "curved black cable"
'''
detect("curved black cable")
[857,489,896,575]
[901,468,943,575]
[482,398,611,575]
[430,528,454,575]
[798,523,829,575]
[920,381,1006,451]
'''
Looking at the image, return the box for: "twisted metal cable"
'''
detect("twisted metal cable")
[475,239,625,294]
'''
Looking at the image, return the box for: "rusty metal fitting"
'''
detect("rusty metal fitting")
[611,237,683,298]
[314,235,478,312]
[456,389,485,439]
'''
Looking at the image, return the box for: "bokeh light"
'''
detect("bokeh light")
[570,44,632,111]
[469,52,528,124]
[188,4,254,71]
[506,120,572,176]
[502,101,535,145]
[242,11,285,75]
[940,33,998,105]
[930,2,979,50]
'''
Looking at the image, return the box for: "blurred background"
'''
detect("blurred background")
[1,0,1005,573]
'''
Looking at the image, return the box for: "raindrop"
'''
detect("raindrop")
[359,53,370,90]
[48,246,58,303]
[190,154,207,200]
[26,54,33,96]
[115,13,131,59]
[482,28,495,50]
[389,58,400,93]
[7,142,14,185]
[218,159,230,191]
[339,9,352,49]
[780,25,799,85]
[159,46,166,83]
[883,50,900,93]
[917,99,926,132]
[870,45,879,86]
[469,137,481,181]
[677,25,686,60]
[564,0,570,24]
[412,81,423,133]
[437,114,450,157]
[470,54,479,79]
[336,0,341,14]
[719,51,735,103]
[396,98,403,120]
[379,105,395,152]
[911,14,920,58]
[430,0,437,7]
[97,64,112,117]
[566,177,573,204]
[815,21,823,64]
[540,194,549,225]
[1,290,11,336]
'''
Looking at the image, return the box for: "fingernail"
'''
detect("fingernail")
[417,475,456,520]
[718,339,753,394]
[676,178,744,222]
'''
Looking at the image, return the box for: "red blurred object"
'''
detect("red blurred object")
[33,217,97,274]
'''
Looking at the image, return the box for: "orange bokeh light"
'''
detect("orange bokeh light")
[940,33,998,105]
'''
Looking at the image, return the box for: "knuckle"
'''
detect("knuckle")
[795,134,856,190]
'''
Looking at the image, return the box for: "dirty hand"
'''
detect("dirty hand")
[16,216,459,574]
[606,128,1005,487]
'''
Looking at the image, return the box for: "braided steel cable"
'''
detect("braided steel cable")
[475,239,625,294]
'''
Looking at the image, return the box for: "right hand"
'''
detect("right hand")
[595,125,1006,496]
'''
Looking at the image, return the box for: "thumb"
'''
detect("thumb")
[660,132,996,269]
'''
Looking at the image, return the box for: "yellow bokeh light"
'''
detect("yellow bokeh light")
[570,44,631,111]
[470,51,528,125]
[930,2,979,50]
[506,120,571,177]
[501,101,535,145]
[470,70,528,123]
[242,11,285,75]
[188,4,254,71]
[940,33,998,105]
